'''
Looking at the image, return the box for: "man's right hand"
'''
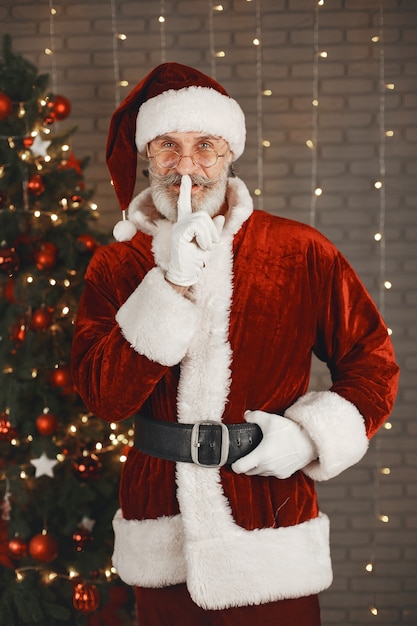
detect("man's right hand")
[166,175,225,287]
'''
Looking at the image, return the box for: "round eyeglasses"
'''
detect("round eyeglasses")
[148,147,226,170]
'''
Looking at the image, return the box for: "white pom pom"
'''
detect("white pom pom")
[113,219,137,242]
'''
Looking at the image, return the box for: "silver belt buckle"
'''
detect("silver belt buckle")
[191,421,230,468]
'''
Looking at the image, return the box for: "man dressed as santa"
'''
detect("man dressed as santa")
[71,63,399,625]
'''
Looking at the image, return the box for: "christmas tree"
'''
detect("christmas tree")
[0,35,134,625]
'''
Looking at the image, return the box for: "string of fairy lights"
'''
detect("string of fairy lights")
[207,0,216,78]
[159,0,167,63]
[253,0,264,211]
[207,3,227,78]
[46,0,58,95]
[366,3,396,618]
[309,0,321,227]
[110,0,122,108]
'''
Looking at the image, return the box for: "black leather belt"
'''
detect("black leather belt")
[133,414,263,468]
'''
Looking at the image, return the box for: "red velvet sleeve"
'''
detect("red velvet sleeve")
[71,242,169,422]
[313,249,399,438]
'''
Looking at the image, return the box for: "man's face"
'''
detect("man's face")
[147,132,231,222]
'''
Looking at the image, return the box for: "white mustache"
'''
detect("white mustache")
[150,171,221,189]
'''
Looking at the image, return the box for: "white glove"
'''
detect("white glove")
[231,410,317,479]
[166,175,225,287]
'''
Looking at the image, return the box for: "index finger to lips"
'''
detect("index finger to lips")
[177,174,192,220]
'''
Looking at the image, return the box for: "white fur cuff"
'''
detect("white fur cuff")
[284,390,369,481]
[115,267,199,366]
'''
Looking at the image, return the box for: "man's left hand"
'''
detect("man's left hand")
[231,410,317,479]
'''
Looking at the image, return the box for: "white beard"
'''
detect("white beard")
[149,167,229,222]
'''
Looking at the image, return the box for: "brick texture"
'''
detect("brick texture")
[2,1,416,624]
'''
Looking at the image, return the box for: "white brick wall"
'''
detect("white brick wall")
[2,1,416,623]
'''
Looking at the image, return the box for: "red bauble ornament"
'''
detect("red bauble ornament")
[47,95,71,121]
[72,527,93,552]
[0,92,13,119]
[77,233,98,253]
[27,173,45,196]
[35,412,59,436]
[72,454,102,481]
[8,536,28,559]
[72,581,100,614]
[49,364,72,390]
[0,414,18,442]
[35,249,56,270]
[41,242,57,254]
[0,246,19,275]
[9,319,26,344]
[0,417,11,440]
[23,136,34,149]
[28,532,58,563]
[31,307,54,331]
[34,242,58,270]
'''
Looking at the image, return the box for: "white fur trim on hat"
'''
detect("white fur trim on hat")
[136,86,246,159]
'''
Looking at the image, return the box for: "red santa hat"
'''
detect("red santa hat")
[106,62,246,241]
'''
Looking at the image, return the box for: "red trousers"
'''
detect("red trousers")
[135,584,321,625]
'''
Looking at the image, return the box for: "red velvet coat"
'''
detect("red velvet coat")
[71,177,399,611]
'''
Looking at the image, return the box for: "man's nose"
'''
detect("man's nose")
[175,155,199,175]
